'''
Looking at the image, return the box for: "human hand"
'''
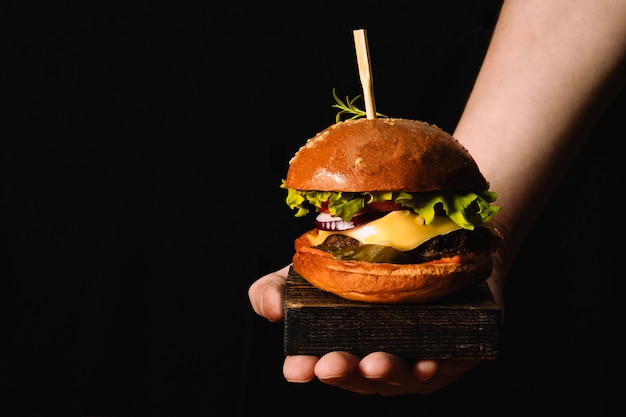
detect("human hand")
[248,262,505,395]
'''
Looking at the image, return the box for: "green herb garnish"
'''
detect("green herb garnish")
[332,88,387,122]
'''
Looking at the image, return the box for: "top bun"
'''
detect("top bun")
[285,118,487,192]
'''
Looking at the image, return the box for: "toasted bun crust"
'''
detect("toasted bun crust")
[285,118,487,192]
[292,230,492,304]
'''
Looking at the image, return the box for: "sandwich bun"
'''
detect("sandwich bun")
[285,118,487,193]
[293,230,492,303]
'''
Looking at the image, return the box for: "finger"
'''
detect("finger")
[413,359,479,381]
[283,355,318,383]
[314,351,361,379]
[412,359,439,381]
[359,351,414,384]
[314,351,363,389]
[410,359,481,395]
[248,264,290,322]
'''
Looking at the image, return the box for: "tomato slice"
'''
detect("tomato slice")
[361,200,404,213]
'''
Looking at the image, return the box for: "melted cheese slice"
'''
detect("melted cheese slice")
[310,210,462,252]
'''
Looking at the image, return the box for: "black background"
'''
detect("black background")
[2,1,615,415]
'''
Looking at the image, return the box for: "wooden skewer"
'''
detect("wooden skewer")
[353,28,376,119]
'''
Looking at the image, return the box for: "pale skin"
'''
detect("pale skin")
[248,0,626,396]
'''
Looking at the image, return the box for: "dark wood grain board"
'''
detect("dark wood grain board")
[284,266,501,360]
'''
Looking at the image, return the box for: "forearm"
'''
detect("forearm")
[454,0,626,257]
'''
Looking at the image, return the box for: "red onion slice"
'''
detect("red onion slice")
[315,212,354,231]
[314,211,391,231]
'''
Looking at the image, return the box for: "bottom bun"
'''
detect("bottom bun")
[292,230,492,304]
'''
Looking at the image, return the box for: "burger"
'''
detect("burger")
[282,117,502,304]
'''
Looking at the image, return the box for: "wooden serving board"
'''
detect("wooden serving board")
[283,266,501,360]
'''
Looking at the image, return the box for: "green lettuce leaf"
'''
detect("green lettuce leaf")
[281,180,500,230]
